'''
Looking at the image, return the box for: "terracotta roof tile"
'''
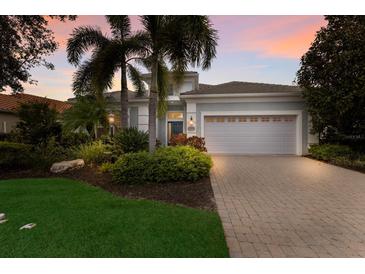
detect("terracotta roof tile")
[0,93,71,113]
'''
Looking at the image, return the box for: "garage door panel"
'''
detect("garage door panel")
[204,115,296,154]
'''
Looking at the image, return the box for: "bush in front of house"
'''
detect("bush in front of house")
[98,162,115,173]
[308,144,352,161]
[0,141,33,170]
[112,146,213,184]
[169,133,207,152]
[113,127,149,154]
[73,140,112,165]
[60,131,91,147]
[31,138,73,170]
[309,144,365,172]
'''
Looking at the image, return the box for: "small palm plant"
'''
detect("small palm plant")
[136,16,218,152]
[62,95,107,139]
[67,15,146,129]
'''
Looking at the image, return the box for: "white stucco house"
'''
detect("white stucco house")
[87,71,318,155]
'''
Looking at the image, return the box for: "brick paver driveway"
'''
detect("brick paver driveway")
[210,156,365,257]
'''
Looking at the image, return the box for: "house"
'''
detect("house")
[86,71,318,155]
[0,93,71,134]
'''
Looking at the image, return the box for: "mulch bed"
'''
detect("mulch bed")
[0,167,217,211]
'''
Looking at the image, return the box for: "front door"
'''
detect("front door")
[168,121,183,141]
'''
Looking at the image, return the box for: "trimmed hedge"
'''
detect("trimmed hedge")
[308,144,352,161]
[309,144,365,172]
[0,141,32,170]
[112,146,213,184]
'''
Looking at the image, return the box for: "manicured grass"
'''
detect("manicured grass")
[0,178,228,258]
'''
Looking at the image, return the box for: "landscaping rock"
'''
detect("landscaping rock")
[19,223,37,230]
[0,219,8,224]
[0,213,5,220]
[50,159,85,173]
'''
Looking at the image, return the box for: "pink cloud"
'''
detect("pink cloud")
[211,15,326,59]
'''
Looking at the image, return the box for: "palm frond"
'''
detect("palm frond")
[127,64,146,96]
[67,26,110,66]
[183,16,218,70]
[157,61,169,118]
[63,95,107,133]
[91,40,124,93]
[106,15,131,39]
[124,32,151,58]
[72,60,95,97]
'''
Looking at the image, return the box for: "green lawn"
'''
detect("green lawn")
[0,178,228,258]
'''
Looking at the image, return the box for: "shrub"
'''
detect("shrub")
[73,141,111,165]
[170,133,207,152]
[15,102,62,144]
[31,138,72,170]
[169,133,187,146]
[0,141,32,170]
[0,133,10,141]
[61,131,91,147]
[186,136,207,152]
[308,144,352,161]
[112,146,212,184]
[113,127,148,154]
[99,162,115,173]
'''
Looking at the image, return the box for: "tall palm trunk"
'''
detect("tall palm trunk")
[120,57,129,129]
[148,60,158,152]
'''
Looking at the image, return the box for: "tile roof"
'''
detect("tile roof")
[181,81,302,95]
[0,93,72,113]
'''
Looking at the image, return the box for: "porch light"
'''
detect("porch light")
[188,116,194,126]
[108,113,115,125]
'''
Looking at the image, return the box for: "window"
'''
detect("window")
[227,117,236,122]
[216,117,225,123]
[284,116,294,122]
[167,112,183,120]
[2,121,6,133]
[261,117,270,122]
[250,117,258,122]
[238,117,247,122]
[206,117,215,123]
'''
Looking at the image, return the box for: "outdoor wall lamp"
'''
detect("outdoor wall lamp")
[108,113,115,125]
[188,115,194,126]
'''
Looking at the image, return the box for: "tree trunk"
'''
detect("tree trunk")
[94,123,98,139]
[148,60,158,152]
[120,58,129,129]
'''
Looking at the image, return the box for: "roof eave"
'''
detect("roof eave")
[180,91,302,99]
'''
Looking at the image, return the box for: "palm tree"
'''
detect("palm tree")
[66,15,145,129]
[137,16,218,152]
[62,95,108,139]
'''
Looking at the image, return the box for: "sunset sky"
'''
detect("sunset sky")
[22,15,326,101]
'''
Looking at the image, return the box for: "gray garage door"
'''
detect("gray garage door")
[204,115,297,154]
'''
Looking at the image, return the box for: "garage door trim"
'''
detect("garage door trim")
[200,110,303,155]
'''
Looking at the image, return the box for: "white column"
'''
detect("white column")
[186,102,196,137]
[137,104,149,132]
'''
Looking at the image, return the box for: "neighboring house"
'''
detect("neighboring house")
[71,71,318,155]
[0,93,71,134]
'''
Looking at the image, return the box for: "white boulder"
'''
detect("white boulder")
[0,213,5,220]
[50,159,85,173]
